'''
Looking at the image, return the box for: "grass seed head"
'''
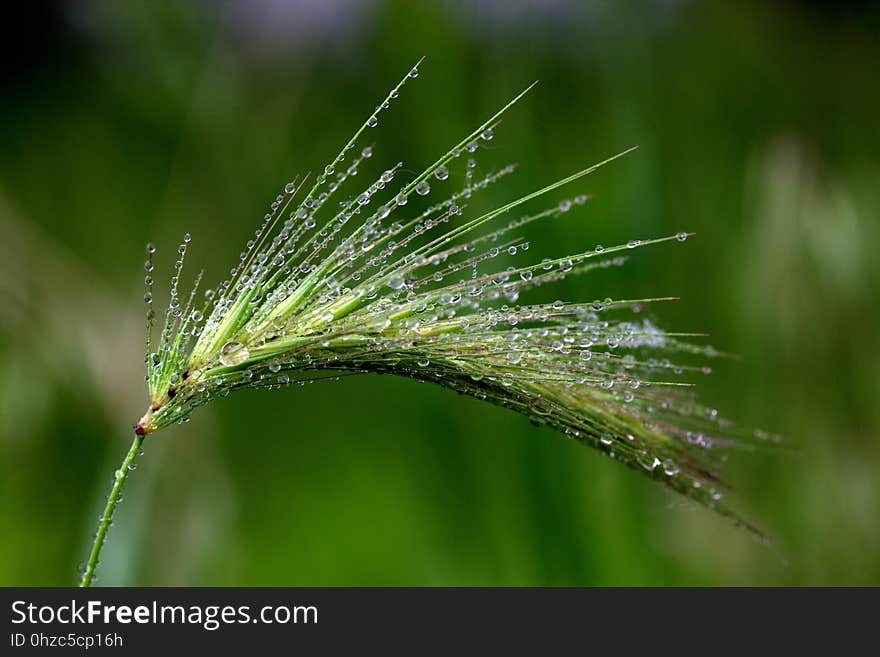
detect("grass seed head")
[137,60,771,535]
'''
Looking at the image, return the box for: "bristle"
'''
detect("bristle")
[143,242,155,387]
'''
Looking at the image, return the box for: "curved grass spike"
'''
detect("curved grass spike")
[79,59,770,587]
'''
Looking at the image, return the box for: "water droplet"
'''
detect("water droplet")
[146,243,155,254]
[415,181,431,196]
[465,140,478,153]
[127,463,137,471]
[594,244,605,253]
[143,292,152,304]
[408,67,419,78]
[395,193,408,206]
[434,166,449,180]
[268,360,281,373]
[676,232,688,242]
[219,341,250,367]
[531,398,552,416]
[506,351,523,364]
[662,459,679,476]
[377,205,390,219]
[637,451,661,472]
[480,127,494,141]
[367,116,378,128]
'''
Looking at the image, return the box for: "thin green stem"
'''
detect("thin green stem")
[79,435,144,587]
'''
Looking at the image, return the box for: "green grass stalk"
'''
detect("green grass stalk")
[79,436,144,587]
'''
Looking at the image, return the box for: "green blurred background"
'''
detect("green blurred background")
[1,0,878,586]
